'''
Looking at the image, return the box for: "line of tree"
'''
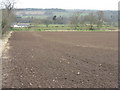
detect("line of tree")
[70,11,106,30]
[16,10,117,30]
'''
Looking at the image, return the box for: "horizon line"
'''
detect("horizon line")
[14,8,118,11]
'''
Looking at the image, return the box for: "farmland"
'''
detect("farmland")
[11,24,118,32]
[2,31,118,88]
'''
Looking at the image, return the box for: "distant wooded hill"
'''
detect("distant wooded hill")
[14,8,118,26]
[15,8,117,18]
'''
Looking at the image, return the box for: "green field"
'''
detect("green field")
[11,24,118,32]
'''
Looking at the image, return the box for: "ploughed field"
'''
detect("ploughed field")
[2,31,118,88]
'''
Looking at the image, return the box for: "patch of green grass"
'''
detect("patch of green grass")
[11,24,117,32]
[11,28,114,32]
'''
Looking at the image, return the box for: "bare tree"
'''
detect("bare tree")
[42,19,52,27]
[83,13,97,30]
[70,12,80,30]
[70,10,85,30]
[96,11,104,29]
[1,0,16,34]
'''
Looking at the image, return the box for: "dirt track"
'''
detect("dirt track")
[2,31,118,88]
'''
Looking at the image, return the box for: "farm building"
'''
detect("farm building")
[11,23,30,28]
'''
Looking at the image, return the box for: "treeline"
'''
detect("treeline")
[16,8,67,12]
[1,6,118,34]
[16,10,118,30]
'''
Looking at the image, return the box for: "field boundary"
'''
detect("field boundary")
[11,28,119,32]
[0,31,13,57]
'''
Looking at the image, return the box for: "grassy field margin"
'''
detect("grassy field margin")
[0,31,13,89]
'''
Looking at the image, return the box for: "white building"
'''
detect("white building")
[11,23,30,28]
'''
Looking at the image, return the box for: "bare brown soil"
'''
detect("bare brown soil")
[2,31,118,88]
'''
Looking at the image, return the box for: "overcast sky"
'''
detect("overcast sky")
[12,0,120,10]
